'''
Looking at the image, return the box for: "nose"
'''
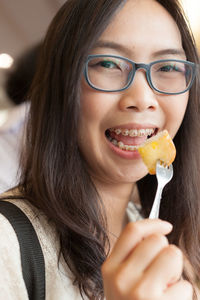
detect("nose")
[118,70,158,112]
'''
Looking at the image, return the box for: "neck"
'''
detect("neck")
[92,179,139,247]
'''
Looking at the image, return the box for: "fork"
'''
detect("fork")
[149,161,173,219]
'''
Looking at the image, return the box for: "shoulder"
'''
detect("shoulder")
[0,196,60,258]
[0,194,59,265]
[0,102,29,133]
[0,200,29,299]
[0,197,59,298]
[0,195,83,299]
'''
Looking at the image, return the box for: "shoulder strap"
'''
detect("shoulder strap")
[0,200,45,300]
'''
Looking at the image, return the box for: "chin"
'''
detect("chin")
[111,165,149,184]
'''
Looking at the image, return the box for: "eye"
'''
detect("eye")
[100,60,118,69]
[87,57,132,75]
[88,58,123,71]
[159,64,183,73]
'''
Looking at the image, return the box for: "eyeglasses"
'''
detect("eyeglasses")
[84,54,196,95]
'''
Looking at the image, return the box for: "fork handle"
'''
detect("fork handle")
[149,183,163,219]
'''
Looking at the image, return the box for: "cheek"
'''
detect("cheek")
[164,93,189,137]
[79,81,118,130]
[80,83,107,125]
[78,84,111,153]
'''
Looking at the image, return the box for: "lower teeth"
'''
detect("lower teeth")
[106,130,139,152]
[111,138,138,151]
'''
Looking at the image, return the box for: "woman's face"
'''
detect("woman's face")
[78,0,189,185]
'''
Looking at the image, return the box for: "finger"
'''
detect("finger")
[115,233,169,291]
[162,280,193,300]
[142,245,183,294]
[106,219,172,267]
[129,279,193,300]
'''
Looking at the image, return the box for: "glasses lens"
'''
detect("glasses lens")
[150,60,194,94]
[86,56,133,91]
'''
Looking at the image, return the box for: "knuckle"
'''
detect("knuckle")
[101,261,110,278]
[130,285,156,300]
[149,233,168,246]
[126,222,142,237]
[101,266,126,297]
[166,245,183,260]
[129,289,143,300]
[160,245,183,271]
[182,280,193,297]
[112,272,126,295]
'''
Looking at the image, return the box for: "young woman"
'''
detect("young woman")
[1,0,200,299]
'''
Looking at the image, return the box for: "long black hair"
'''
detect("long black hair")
[16,0,200,298]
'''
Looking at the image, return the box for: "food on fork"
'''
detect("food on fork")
[138,130,176,175]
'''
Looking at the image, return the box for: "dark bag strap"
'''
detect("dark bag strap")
[0,200,45,300]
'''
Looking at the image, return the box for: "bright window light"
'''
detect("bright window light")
[0,110,8,126]
[181,0,200,34]
[0,53,14,69]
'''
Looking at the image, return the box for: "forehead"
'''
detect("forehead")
[97,0,183,60]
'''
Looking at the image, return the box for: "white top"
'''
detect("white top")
[0,198,143,299]
[0,102,29,193]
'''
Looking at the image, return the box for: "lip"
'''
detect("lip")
[105,123,159,160]
[109,123,158,130]
[105,136,141,159]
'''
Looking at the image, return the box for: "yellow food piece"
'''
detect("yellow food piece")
[138,130,176,175]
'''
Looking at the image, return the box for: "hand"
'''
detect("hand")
[102,219,193,300]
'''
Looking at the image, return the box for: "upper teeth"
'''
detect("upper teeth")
[110,128,155,137]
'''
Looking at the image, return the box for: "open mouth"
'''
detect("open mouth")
[105,127,158,151]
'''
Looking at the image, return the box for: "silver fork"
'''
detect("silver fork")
[149,161,173,219]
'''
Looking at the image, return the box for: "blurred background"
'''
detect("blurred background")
[0,0,65,114]
[180,0,200,49]
[0,0,199,113]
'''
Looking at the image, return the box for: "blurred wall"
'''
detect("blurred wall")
[0,0,65,58]
[0,0,65,109]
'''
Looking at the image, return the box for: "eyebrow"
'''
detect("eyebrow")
[93,41,132,56]
[152,48,186,58]
[93,40,186,58]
